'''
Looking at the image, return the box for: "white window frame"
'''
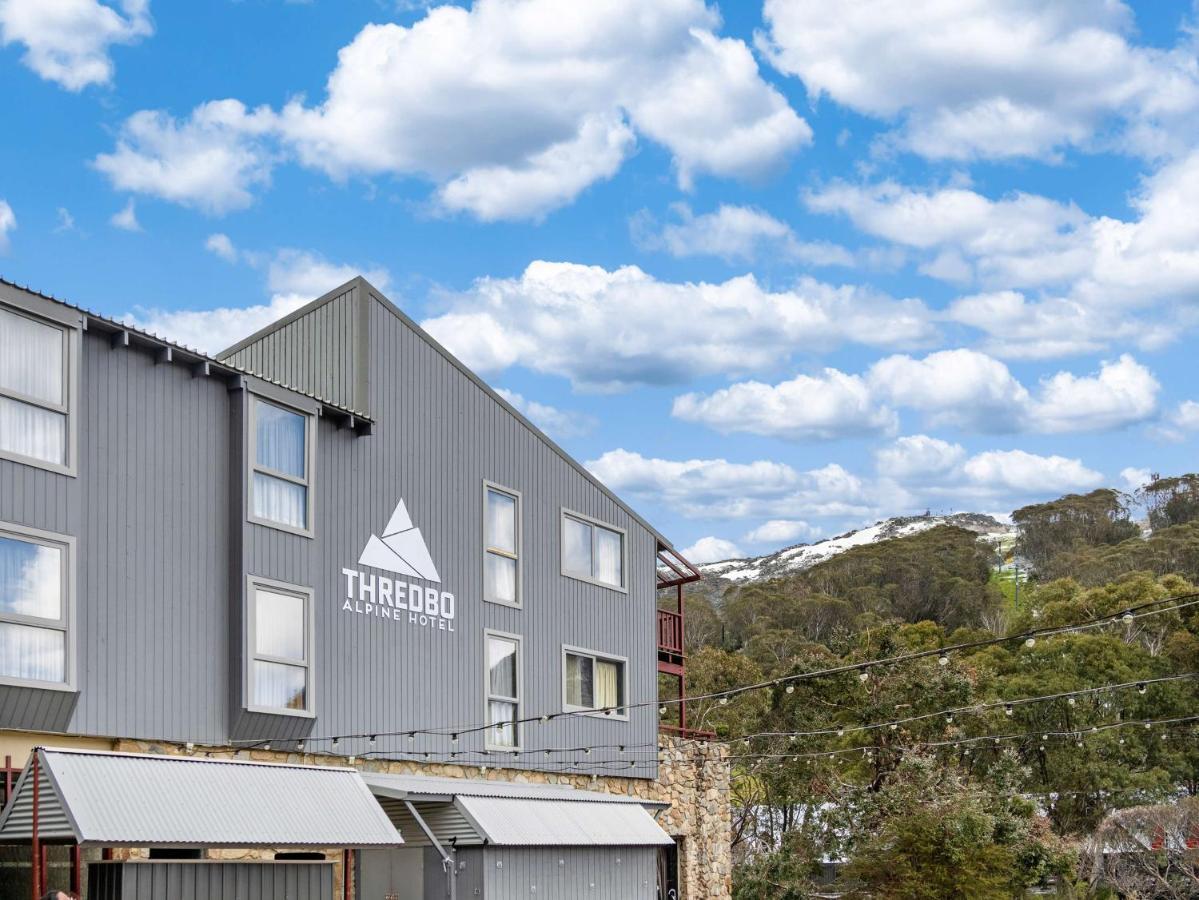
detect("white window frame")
[482,480,521,609]
[245,575,315,718]
[561,644,628,720]
[0,301,79,477]
[246,392,316,538]
[0,520,76,692]
[483,629,523,752]
[560,508,628,593]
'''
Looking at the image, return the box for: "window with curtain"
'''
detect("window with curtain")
[486,632,521,749]
[250,397,312,533]
[0,305,69,470]
[484,484,519,606]
[561,512,624,589]
[249,582,311,714]
[563,648,625,715]
[0,525,70,687]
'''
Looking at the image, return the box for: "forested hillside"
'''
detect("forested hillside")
[686,474,1199,899]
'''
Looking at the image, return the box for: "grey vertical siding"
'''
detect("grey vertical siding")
[1,281,661,781]
[87,861,333,900]
[484,847,656,900]
[0,329,231,741]
[220,285,365,415]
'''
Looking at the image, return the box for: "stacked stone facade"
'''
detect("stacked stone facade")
[107,734,732,899]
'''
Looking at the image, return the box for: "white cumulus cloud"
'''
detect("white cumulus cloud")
[494,389,596,440]
[421,261,935,392]
[760,0,1199,161]
[0,199,14,252]
[639,202,852,266]
[742,519,817,545]
[95,1,809,221]
[682,536,744,564]
[1028,353,1159,433]
[204,232,238,262]
[123,248,388,353]
[109,198,140,231]
[586,448,873,520]
[93,100,277,214]
[0,0,152,91]
[672,369,898,440]
[673,350,1159,438]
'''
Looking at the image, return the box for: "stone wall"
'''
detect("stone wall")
[110,735,733,899]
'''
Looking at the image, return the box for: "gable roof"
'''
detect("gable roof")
[219,276,674,547]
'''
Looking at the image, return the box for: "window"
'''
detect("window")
[483,482,520,607]
[0,522,73,690]
[563,646,626,717]
[247,578,313,716]
[561,511,625,590]
[0,305,71,472]
[485,631,521,750]
[249,396,313,534]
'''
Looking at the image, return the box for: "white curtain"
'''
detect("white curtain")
[563,517,592,576]
[488,637,519,746]
[0,535,61,619]
[255,399,306,477]
[253,472,307,528]
[253,660,306,710]
[485,489,516,553]
[0,307,63,405]
[485,552,516,604]
[597,659,621,710]
[0,622,64,683]
[595,527,622,587]
[488,700,517,748]
[488,637,517,697]
[255,589,305,660]
[0,396,66,465]
[565,653,594,707]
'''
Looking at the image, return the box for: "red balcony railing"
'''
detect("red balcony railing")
[657,609,683,656]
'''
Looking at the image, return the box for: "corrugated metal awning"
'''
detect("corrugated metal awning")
[455,795,674,847]
[362,773,673,848]
[0,748,403,849]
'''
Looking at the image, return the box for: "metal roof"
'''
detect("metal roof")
[455,795,673,847]
[362,773,672,848]
[361,772,664,806]
[0,277,372,422]
[0,748,403,849]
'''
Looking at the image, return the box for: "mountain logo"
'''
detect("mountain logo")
[358,499,442,583]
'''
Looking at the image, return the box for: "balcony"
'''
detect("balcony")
[657,609,684,662]
[655,544,713,740]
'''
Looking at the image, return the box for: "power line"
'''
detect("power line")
[723,714,1199,762]
[234,592,1199,752]
[738,673,1197,743]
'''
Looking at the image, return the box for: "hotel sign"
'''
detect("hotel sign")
[341,499,456,633]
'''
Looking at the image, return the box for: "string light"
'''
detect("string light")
[938,652,949,666]
[235,595,1199,755]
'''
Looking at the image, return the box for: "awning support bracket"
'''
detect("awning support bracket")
[403,800,456,900]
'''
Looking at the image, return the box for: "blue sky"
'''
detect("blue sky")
[3,0,1199,561]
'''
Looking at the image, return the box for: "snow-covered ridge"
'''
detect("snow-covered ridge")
[700,513,1013,583]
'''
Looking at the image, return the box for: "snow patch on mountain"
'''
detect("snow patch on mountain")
[701,513,1013,583]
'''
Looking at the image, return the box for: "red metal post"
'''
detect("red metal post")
[677,584,687,732]
[31,751,41,900]
[71,844,82,895]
